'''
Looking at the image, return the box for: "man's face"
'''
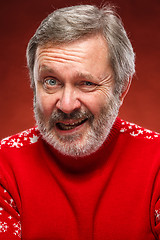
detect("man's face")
[33,34,121,157]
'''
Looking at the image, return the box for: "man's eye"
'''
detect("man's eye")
[42,78,61,93]
[45,78,57,86]
[84,81,95,86]
[79,81,98,92]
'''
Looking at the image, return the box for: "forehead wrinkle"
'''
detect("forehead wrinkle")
[37,47,85,64]
[39,46,86,55]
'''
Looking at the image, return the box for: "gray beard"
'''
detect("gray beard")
[34,93,121,157]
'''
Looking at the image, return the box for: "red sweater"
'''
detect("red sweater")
[0,118,160,240]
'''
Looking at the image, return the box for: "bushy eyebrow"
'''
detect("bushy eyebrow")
[77,72,113,85]
[76,72,97,81]
[39,65,55,74]
[38,65,98,80]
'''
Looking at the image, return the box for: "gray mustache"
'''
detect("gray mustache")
[49,109,94,123]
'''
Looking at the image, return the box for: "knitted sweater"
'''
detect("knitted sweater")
[0,118,160,240]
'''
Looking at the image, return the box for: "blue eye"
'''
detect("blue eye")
[46,79,57,86]
[43,77,61,93]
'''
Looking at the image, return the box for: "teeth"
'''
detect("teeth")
[57,119,87,131]
[64,120,82,126]
[61,125,75,130]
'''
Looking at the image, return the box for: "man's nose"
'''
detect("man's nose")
[56,86,81,114]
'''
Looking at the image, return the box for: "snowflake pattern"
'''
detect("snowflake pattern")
[13,221,21,238]
[0,207,3,215]
[155,209,160,224]
[0,127,40,150]
[0,221,9,232]
[4,197,17,210]
[0,188,21,238]
[0,120,159,150]
[119,119,160,140]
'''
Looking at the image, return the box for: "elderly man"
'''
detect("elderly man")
[0,4,160,240]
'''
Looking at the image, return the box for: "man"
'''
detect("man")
[0,4,160,240]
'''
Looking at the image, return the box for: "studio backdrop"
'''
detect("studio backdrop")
[0,0,160,139]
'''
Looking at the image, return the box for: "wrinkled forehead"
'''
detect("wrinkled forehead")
[34,35,112,79]
[35,33,109,60]
[33,35,114,89]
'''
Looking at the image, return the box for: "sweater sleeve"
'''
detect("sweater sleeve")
[155,198,160,239]
[0,184,21,239]
[153,165,160,239]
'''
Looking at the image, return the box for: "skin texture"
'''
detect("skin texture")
[33,34,121,157]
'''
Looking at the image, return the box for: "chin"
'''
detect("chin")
[34,92,121,157]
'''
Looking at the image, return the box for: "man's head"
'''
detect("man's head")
[26,4,135,157]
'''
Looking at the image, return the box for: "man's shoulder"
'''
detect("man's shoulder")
[118,118,160,141]
[0,127,41,150]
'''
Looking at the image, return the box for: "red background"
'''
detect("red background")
[0,0,160,139]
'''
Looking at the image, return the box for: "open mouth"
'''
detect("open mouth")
[56,118,88,131]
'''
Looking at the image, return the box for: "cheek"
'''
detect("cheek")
[83,93,108,116]
[35,92,56,118]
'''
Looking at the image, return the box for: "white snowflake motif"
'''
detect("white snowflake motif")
[8,138,23,148]
[145,136,153,140]
[19,130,30,137]
[0,138,9,149]
[155,209,160,222]
[154,135,159,138]
[1,136,10,145]
[120,119,160,140]
[9,198,15,208]
[4,198,16,209]
[120,128,127,133]
[0,127,40,149]
[137,129,144,134]
[130,131,140,137]
[0,207,3,215]
[13,221,21,238]
[29,134,39,144]
[0,221,9,232]
[130,129,144,137]
[145,129,152,133]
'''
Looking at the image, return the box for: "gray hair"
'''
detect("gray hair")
[26,4,135,95]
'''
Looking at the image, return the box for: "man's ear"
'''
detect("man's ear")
[119,78,132,105]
